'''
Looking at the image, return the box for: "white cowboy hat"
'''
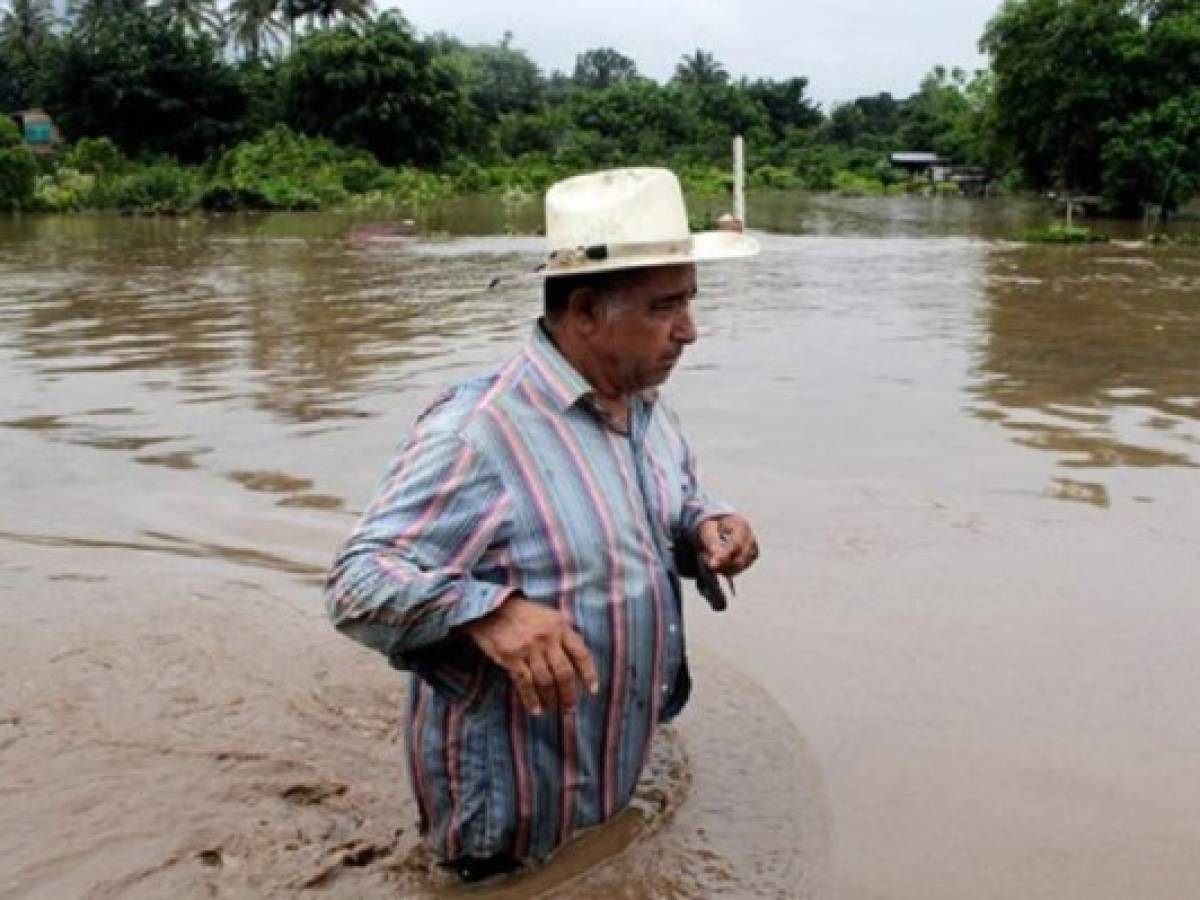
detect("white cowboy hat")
[540,167,759,277]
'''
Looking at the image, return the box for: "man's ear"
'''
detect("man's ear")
[566,287,604,334]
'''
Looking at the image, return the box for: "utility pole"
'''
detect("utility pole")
[733,135,746,228]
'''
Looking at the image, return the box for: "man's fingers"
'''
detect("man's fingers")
[733,538,759,572]
[546,645,578,711]
[561,629,599,695]
[510,662,543,716]
[528,656,558,713]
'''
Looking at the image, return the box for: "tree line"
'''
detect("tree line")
[0,0,1197,215]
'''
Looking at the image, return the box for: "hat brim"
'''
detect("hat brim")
[537,230,760,278]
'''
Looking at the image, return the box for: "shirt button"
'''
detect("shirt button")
[661,684,670,694]
[668,625,677,635]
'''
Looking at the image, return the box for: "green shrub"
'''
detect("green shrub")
[94,164,200,213]
[0,148,37,210]
[197,183,271,212]
[1018,224,1109,244]
[0,117,38,210]
[832,169,884,196]
[749,164,801,189]
[1146,231,1200,247]
[32,168,98,212]
[211,126,368,210]
[62,137,127,176]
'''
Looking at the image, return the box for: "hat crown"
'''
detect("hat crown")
[545,167,689,252]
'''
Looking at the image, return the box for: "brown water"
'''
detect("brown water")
[1,200,1198,899]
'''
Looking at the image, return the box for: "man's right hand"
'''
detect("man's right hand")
[461,595,599,716]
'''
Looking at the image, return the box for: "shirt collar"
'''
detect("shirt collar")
[526,320,593,412]
[525,320,662,417]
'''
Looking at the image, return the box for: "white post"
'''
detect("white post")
[733,135,746,227]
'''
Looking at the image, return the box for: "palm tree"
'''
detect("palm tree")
[156,0,222,36]
[68,0,145,38]
[673,48,729,87]
[294,0,372,31]
[0,0,56,56]
[226,0,284,59]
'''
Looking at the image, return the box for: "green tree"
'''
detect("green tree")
[1102,88,1200,215]
[1,0,57,107]
[1139,0,1200,100]
[743,77,823,136]
[682,82,770,154]
[896,66,992,164]
[564,79,693,163]
[572,46,638,89]
[279,13,471,165]
[44,8,249,161]
[432,32,544,123]
[294,0,372,31]
[0,49,25,108]
[226,0,285,59]
[981,0,1144,192]
[68,0,145,38]
[826,93,901,147]
[1,0,55,56]
[0,114,37,209]
[673,48,728,86]
[155,0,221,36]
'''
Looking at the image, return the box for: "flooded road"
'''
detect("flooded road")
[1,202,1198,898]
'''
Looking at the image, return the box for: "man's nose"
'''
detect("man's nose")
[674,307,697,345]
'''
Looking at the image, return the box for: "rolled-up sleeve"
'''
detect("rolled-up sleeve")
[677,428,734,537]
[325,423,514,685]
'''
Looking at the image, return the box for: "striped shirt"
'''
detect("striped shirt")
[326,322,731,863]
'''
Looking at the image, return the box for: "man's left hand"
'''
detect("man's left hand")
[697,513,759,577]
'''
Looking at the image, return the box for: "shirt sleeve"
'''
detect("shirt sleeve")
[325,423,515,694]
[675,417,735,537]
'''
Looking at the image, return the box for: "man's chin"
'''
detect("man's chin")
[645,362,678,388]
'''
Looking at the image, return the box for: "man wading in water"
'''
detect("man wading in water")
[326,167,761,882]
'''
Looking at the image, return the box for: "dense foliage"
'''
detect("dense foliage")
[0,0,1197,216]
[982,0,1200,213]
[0,113,36,208]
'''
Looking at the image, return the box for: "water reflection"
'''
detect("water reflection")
[969,245,1200,484]
[1,215,534,430]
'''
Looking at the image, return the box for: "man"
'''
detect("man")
[325,167,760,881]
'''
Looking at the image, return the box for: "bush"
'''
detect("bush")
[197,183,272,212]
[1147,231,1200,247]
[749,164,801,190]
[94,164,200,213]
[0,117,38,211]
[211,126,366,210]
[32,168,98,212]
[832,169,884,196]
[1018,224,1108,244]
[62,137,126,176]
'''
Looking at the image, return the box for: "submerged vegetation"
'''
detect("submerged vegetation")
[1018,224,1109,245]
[0,1,1198,219]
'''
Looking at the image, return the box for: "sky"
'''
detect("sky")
[385,0,1004,109]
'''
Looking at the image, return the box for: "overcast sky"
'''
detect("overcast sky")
[385,0,1003,109]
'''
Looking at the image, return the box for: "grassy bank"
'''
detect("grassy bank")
[9,127,997,218]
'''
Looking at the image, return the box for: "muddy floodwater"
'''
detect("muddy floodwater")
[2,197,1199,899]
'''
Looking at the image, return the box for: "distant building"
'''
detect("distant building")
[8,109,62,155]
[890,151,952,181]
[890,151,991,194]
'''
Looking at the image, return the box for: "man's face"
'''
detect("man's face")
[595,264,699,393]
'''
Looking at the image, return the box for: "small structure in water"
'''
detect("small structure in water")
[890,151,990,195]
[7,109,61,155]
[890,151,952,181]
